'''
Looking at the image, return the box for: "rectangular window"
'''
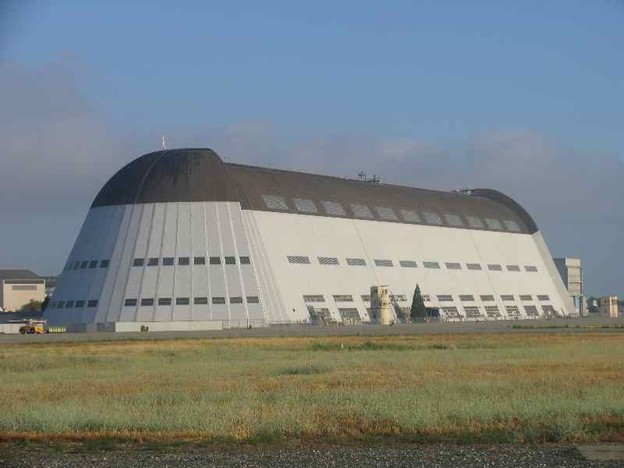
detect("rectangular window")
[225,256,236,265]
[441,306,460,318]
[338,308,361,322]
[504,220,521,232]
[437,295,453,302]
[87,300,98,308]
[520,295,533,301]
[423,211,443,225]
[194,297,208,305]
[485,306,501,317]
[293,198,318,213]
[391,294,408,302]
[351,203,373,219]
[466,263,482,270]
[212,297,226,305]
[459,295,475,302]
[262,194,289,210]
[374,259,393,267]
[158,298,172,306]
[542,305,556,316]
[133,258,144,267]
[89,260,98,269]
[424,261,440,269]
[321,201,346,216]
[399,260,417,268]
[480,295,495,302]
[123,299,136,307]
[318,257,339,265]
[400,209,421,223]
[75,300,85,308]
[525,265,538,272]
[501,295,515,301]
[194,256,206,265]
[537,295,550,301]
[445,262,461,270]
[162,257,174,266]
[487,264,502,271]
[333,295,354,302]
[505,305,521,317]
[140,298,154,306]
[375,206,398,221]
[346,258,366,266]
[288,256,311,264]
[240,256,251,265]
[65,300,75,308]
[246,296,260,304]
[303,295,325,303]
[361,295,371,302]
[148,257,159,266]
[11,285,36,291]
[100,259,110,268]
[176,297,190,305]
[444,214,464,227]
[507,265,521,272]
[56,301,65,308]
[178,257,190,266]
[210,256,221,265]
[80,261,89,269]
[485,218,503,230]
[466,216,485,229]
[463,306,482,318]
[230,296,243,304]
[524,305,539,317]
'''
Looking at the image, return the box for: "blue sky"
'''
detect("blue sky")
[0,0,623,295]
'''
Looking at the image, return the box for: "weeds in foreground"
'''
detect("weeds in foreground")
[0,333,622,444]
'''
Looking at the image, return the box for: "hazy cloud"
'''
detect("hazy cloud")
[0,60,122,206]
[0,60,621,295]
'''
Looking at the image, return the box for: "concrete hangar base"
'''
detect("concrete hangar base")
[45,148,576,332]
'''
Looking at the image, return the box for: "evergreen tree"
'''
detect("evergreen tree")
[410,284,427,321]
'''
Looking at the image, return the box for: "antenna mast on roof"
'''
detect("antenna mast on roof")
[162,135,167,150]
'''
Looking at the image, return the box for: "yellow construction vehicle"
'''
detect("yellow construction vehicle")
[18,319,48,334]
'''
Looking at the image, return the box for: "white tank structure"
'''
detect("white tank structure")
[370,285,394,325]
[45,148,577,330]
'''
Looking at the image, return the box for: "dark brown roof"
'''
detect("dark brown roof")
[90,148,538,234]
[0,270,41,281]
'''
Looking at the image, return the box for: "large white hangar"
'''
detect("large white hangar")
[46,148,576,330]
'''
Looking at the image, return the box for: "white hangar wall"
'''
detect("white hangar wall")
[49,201,576,327]
[245,210,575,323]
[48,201,265,327]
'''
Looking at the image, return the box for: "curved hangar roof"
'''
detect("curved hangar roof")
[92,148,538,234]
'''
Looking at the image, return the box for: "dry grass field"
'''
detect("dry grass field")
[0,332,623,445]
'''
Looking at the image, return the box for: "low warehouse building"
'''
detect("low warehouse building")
[45,148,576,330]
[0,270,45,312]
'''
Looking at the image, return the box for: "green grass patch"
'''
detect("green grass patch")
[0,333,623,445]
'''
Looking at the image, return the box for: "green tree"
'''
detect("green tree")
[410,285,427,321]
[19,300,43,313]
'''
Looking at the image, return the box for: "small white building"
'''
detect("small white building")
[599,296,619,318]
[0,270,45,312]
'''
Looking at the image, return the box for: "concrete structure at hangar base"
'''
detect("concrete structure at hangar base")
[45,148,577,331]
